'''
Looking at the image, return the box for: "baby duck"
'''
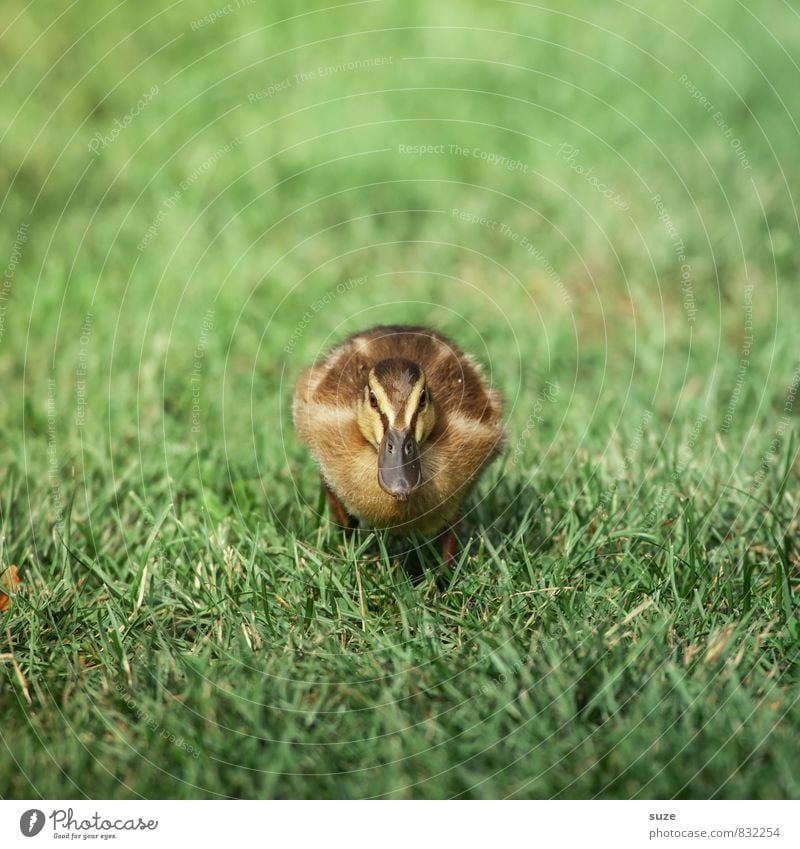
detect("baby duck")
[292,324,504,563]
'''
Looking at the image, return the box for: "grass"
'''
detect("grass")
[1,0,799,798]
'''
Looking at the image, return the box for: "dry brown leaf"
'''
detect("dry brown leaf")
[0,565,19,611]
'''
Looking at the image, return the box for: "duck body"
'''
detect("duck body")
[292,324,504,536]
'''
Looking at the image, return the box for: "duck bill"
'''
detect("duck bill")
[378,427,422,500]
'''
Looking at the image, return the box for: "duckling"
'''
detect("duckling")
[292,324,504,564]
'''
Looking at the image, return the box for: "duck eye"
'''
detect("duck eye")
[368,390,378,409]
[419,389,428,409]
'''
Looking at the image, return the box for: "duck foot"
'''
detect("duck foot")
[321,476,356,533]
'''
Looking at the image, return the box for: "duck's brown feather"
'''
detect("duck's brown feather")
[293,325,504,534]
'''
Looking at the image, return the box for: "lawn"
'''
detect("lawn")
[1,0,798,799]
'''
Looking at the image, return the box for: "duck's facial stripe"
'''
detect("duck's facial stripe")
[368,380,398,426]
[400,377,427,431]
[370,374,428,433]
[357,389,386,449]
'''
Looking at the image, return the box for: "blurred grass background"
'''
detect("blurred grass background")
[0,0,798,798]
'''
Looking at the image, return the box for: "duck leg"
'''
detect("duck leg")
[440,516,461,569]
[321,476,355,531]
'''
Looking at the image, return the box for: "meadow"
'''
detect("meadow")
[0,0,798,798]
